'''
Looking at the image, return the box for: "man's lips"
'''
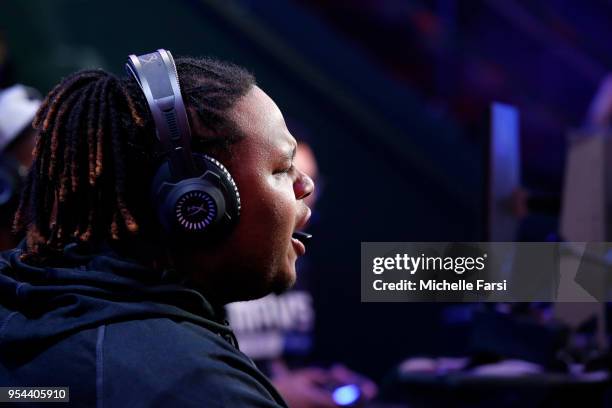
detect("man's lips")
[295,206,312,231]
[291,206,312,257]
[291,236,306,256]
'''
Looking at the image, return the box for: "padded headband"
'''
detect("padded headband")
[126,49,195,180]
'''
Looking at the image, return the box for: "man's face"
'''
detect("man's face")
[193,86,314,302]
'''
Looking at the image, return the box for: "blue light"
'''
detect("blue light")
[332,384,360,406]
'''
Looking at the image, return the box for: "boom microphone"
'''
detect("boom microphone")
[292,231,312,246]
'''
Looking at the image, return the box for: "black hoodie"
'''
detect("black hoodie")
[0,242,287,407]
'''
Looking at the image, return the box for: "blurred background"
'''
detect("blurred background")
[3,0,612,406]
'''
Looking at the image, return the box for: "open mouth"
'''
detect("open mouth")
[291,207,312,256]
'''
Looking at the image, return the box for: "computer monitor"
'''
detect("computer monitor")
[486,102,521,242]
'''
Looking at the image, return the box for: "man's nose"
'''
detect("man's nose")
[295,171,315,200]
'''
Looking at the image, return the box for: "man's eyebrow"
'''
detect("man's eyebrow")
[283,145,296,161]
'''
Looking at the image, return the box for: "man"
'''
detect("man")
[0,51,313,407]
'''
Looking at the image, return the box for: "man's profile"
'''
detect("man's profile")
[0,50,313,407]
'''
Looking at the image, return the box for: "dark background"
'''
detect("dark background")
[1,0,604,380]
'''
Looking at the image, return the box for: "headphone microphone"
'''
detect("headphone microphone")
[292,231,312,247]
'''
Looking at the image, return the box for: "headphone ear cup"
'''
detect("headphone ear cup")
[151,154,240,237]
[192,153,241,216]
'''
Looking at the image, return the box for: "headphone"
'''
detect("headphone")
[126,49,241,238]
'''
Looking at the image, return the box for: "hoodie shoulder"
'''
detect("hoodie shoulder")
[101,318,287,407]
[0,246,287,407]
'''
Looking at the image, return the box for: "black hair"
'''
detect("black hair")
[14,57,255,263]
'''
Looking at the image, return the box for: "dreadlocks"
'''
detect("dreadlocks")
[14,57,255,263]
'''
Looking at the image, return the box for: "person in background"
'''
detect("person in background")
[0,84,40,249]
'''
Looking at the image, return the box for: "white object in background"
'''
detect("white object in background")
[0,84,41,152]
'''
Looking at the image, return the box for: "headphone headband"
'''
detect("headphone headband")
[126,49,195,179]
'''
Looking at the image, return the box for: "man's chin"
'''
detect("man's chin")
[223,261,297,302]
[269,268,297,295]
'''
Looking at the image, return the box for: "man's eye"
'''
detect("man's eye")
[275,164,294,175]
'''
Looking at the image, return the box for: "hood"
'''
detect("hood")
[0,241,233,355]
